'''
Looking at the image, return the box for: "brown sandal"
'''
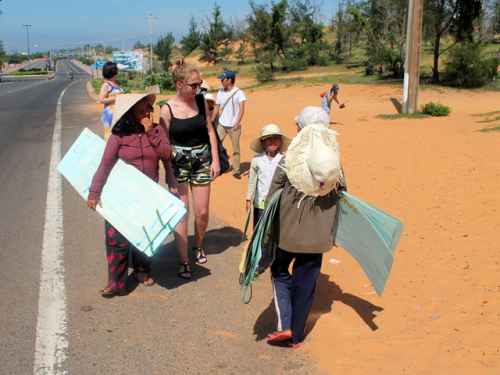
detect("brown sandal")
[100,287,127,299]
[132,271,155,286]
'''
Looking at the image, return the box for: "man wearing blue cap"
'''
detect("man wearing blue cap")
[212,70,247,179]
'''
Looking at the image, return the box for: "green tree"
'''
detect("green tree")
[344,3,368,58]
[236,37,248,64]
[331,0,407,73]
[247,0,290,71]
[200,5,231,63]
[363,0,407,77]
[424,0,483,83]
[133,41,147,49]
[289,0,326,65]
[181,17,202,55]
[8,53,29,64]
[0,40,6,71]
[494,0,500,33]
[444,41,498,87]
[451,0,482,41]
[94,44,105,54]
[332,2,347,59]
[154,33,175,70]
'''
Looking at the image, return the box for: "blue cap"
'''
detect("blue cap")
[218,70,236,80]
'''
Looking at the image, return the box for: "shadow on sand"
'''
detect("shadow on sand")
[253,273,384,341]
[240,161,251,176]
[307,273,384,333]
[390,97,403,114]
[150,225,244,290]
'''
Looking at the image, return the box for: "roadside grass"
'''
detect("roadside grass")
[90,79,101,94]
[479,126,500,132]
[471,111,500,123]
[483,77,500,91]
[376,113,430,120]
[11,70,48,76]
[471,110,500,117]
[476,115,500,124]
[472,110,500,132]
[242,70,392,92]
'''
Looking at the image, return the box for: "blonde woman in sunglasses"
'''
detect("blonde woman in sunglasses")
[160,64,220,279]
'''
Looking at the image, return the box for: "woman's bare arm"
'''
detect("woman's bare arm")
[98,82,116,105]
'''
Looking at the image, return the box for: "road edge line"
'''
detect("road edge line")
[33,81,75,375]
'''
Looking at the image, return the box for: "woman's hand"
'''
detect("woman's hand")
[168,178,179,197]
[87,197,101,210]
[140,117,156,131]
[169,185,179,197]
[210,160,221,180]
[245,200,251,211]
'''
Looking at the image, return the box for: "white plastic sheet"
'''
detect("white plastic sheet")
[334,192,403,295]
[57,128,186,256]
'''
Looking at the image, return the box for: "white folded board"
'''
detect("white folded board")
[57,128,186,256]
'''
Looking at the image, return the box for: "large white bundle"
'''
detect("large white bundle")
[285,124,342,197]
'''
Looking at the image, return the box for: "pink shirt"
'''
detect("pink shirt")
[89,125,171,200]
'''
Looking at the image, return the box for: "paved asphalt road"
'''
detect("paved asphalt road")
[0,60,323,374]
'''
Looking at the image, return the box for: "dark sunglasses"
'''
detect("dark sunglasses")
[185,80,203,90]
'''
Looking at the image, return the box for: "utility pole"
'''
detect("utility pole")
[22,24,32,60]
[402,0,424,114]
[146,13,158,75]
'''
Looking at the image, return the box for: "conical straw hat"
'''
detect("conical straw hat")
[111,93,155,128]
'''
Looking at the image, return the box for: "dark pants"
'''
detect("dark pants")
[270,247,323,344]
[253,207,264,229]
[105,221,151,292]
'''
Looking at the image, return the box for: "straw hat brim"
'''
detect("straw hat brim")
[250,133,291,154]
[285,124,341,196]
[110,93,156,128]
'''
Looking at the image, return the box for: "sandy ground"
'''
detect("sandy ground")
[206,84,500,374]
[89,81,500,374]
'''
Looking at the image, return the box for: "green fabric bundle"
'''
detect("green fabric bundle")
[239,189,282,304]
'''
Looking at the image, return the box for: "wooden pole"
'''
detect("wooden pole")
[402,0,424,114]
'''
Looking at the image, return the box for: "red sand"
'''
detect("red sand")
[210,83,500,374]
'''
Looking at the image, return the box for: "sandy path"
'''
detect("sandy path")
[208,83,500,374]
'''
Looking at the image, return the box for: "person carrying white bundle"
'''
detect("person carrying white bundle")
[264,106,347,349]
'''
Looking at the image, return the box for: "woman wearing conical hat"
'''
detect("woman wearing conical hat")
[265,106,347,349]
[88,93,171,298]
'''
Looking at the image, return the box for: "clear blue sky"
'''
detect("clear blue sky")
[0,0,338,53]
